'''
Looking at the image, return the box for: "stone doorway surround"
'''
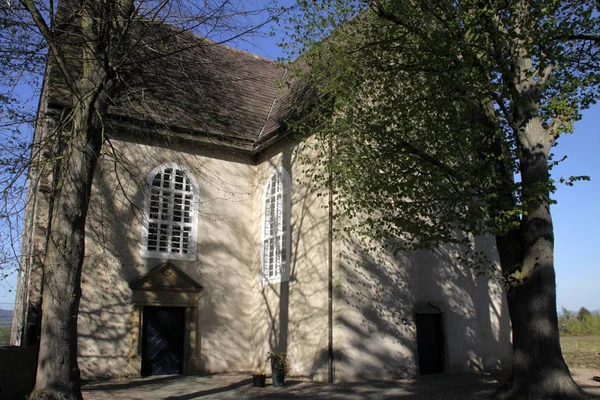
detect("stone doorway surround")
[128,263,204,376]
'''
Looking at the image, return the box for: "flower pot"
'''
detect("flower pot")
[253,374,266,388]
[272,370,286,387]
[271,360,286,387]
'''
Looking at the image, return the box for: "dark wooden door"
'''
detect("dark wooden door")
[416,313,444,375]
[142,306,185,376]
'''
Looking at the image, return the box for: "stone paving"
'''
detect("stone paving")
[82,369,600,400]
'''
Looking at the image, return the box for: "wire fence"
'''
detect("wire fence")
[0,302,15,346]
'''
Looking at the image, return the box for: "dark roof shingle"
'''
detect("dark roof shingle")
[47,5,301,153]
[112,22,286,150]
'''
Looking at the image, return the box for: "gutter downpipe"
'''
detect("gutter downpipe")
[328,130,334,384]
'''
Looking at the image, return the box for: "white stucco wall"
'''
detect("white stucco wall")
[410,237,512,372]
[250,138,331,380]
[334,233,512,380]
[78,135,256,379]
[74,132,511,381]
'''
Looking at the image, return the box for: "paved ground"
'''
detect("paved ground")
[82,368,600,400]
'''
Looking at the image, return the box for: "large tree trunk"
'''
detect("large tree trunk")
[494,96,586,399]
[30,94,105,400]
[495,223,585,398]
[25,1,131,397]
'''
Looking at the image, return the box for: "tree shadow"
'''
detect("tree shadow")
[250,137,331,380]
[162,377,253,400]
[26,100,512,386]
[332,229,511,380]
[79,133,260,379]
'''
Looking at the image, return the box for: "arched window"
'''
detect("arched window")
[141,163,198,260]
[262,168,291,282]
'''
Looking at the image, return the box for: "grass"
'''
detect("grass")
[0,325,11,346]
[560,335,600,369]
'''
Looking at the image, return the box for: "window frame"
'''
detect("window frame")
[140,163,199,261]
[261,167,291,283]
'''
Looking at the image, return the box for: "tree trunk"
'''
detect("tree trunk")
[495,229,586,399]
[30,94,104,400]
[494,107,586,399]
[25,1,131,397]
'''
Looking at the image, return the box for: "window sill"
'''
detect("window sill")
[261,274,291,284]
[140,250,197,261]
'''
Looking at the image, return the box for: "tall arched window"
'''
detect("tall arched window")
[141,163,199,260]
[262,168,291,282]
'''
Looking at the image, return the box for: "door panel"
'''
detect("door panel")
[416,313,444,375]
[142,306,185,376]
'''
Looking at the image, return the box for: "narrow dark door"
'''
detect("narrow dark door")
[142,306,185,376]
[416,313,444,375]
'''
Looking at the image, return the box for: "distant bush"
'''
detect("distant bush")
[577,307,592,321]
[559,306,600,335]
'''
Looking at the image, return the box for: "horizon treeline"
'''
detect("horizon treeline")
[559,307,600,335]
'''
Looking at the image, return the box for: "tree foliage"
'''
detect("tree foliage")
[577,306,592,321]
[285,0,599,251]
[283,0,599,398]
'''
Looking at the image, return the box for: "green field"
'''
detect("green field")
[560,335,600,369]
[0,325,10,346]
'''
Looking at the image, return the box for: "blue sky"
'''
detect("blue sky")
[1,5,599,313]
[552,105,600,311]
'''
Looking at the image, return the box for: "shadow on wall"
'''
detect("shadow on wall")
[78,149,141,379]
[74,132,511,382]
[336,236,417,380]
[250,141,331,381]
[79,135,259,379]
[408,236,511,373]
[336,233,511,380]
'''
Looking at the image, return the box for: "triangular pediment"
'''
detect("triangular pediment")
[129,263,203,292]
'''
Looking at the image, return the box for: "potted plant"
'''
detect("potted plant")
[266,352,289,387]
[252,370,266,387]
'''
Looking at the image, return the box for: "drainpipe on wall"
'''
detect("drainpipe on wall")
[327,131,334,384]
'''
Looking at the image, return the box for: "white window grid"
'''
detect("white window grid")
[141,163,198,260]
[262,168,291,282]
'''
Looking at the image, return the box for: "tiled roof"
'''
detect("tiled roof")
[112,21,288,151]
[47,5,310,153]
